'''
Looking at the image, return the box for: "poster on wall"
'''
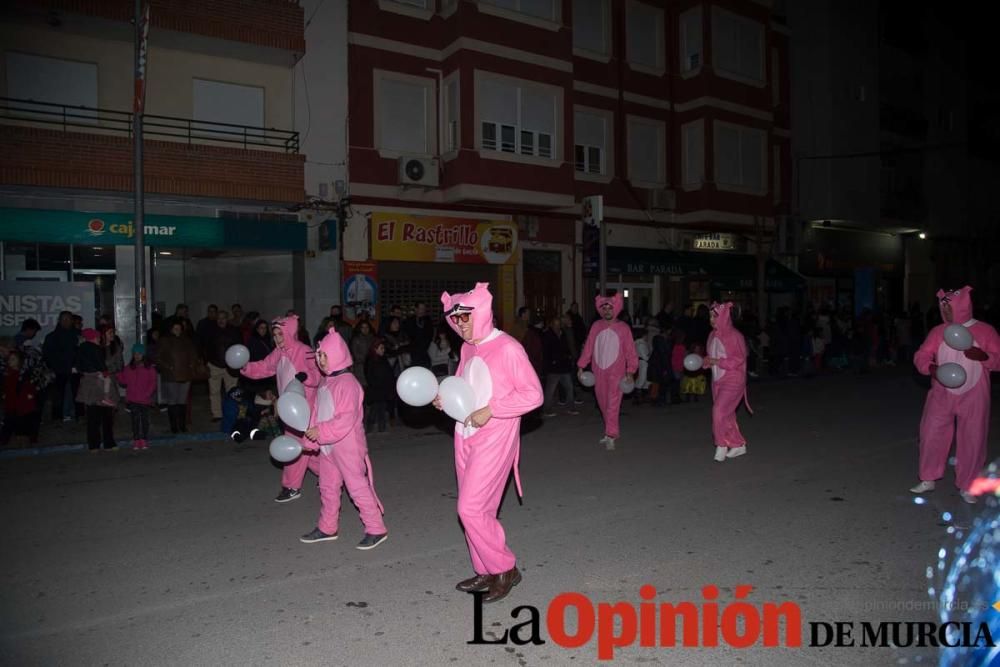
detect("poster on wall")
[0,280,96,338]
[370,213,518,265]
[343,261,378,328]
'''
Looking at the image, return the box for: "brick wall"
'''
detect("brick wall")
[12,0,305,52]
[0,125,305,203]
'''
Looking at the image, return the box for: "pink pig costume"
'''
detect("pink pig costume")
[577,293,638,443]
[301,332,387,545]
[241,315,321,495]
[707,302,751,458]
[441,283,543,593]
[913,287,1000,495]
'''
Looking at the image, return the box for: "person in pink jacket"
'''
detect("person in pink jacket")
[577,293,638,450]
[436,282,543,604]
[300,332,388,549]
[240,315,321,503]
[911,286,1000,504]
[118,343,157,451]
[704,302,751,462]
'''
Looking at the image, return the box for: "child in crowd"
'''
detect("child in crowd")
[811,327,826,373]
[117,343,157,451]
[680,341,706,402]
[1,350,40,446]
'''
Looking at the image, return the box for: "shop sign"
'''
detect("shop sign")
[693,233,735,251]
[0,208,306,251]
[371,213,518,265]
[343,261,378,328]
[0,280,95,337]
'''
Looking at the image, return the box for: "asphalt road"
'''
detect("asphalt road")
[2,370,997,666]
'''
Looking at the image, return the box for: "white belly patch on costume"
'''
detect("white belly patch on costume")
[316,386,336,455]
[936,330,982,396]
[277,357,294,393]
[457,355,494,438]
[594,329,620,370]
[709,337,727,382]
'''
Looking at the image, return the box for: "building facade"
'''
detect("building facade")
[343,0,794,327]
[0,0,325,345]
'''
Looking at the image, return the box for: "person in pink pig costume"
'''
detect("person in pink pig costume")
[240,315,322,504]
[703,302,752,463]
[300,330,388,549]
[434,283,543,604]
[910,286,1000,504]
[576,292,638,451]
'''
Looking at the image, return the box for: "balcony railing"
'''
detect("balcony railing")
[0,97,299,153]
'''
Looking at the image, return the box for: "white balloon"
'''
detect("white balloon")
[579,370,596,387]
[283,379,306,396]
[936,362,967,388]
[943,324,973,352]
[619,377,635,393]
[396,366,439,407]
[269,435,302,463]
[683,353,704,372]
[225,344,250,369]
[276,392,311,432]
[439,376,477,423]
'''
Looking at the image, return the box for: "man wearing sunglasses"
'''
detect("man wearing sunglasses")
[577,292,638,450]
[911,286,1000,504]
[436,283,543,603]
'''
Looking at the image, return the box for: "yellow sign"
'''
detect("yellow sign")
[371,213,517,265]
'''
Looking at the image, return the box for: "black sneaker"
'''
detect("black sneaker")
[274,487,302,503]
[356,533,388,550]
[300,528,338,544]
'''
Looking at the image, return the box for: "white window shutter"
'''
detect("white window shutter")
[521,88,555,135]
[682,122,704,185]
[740,129,763,190]
[480,78,518,126]
[379,79,428,154]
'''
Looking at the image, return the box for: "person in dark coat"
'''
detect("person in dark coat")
[42,310,79,421]
[404,302,434,369]
[363,337,395,434]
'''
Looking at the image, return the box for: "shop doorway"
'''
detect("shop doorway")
[522,249,562,322]
[612,281,655,325]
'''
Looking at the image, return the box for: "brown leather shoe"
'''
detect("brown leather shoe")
[482,567,522,604]
[456,573,495,592]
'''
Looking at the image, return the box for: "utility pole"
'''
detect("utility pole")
[133,0,150,341]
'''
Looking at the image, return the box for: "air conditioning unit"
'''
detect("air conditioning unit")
[398,156,439,187]
[647,188,676,211]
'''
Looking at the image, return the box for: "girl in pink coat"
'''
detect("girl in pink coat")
[704,302,751,462]
[437,283,543,604]
[240,315,321,503]
[577,293,638,450]
[300,332,387,549]
[911,286,1000,504]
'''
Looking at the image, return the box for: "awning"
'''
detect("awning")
[605,247,805,292]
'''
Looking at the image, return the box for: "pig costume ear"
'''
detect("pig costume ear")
[316,327,352,372]
[710,302,734,331]
[938,285,974,323]
[441,282,495,340]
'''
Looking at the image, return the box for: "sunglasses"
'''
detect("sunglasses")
[449,312,472,324]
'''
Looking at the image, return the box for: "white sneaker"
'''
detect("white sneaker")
[605,438,616,451]
[726,446,747,458]
[599,435,611,445]
[961,492,977,505]
[714,447,727,462]
[909,481,936,494]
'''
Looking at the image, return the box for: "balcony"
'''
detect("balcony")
[3,0,306,55]
[0,97,304,203]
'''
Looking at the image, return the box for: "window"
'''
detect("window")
[393,0,428,6]
[574,109,611,176]
[479,0,557,21]
[478,74,558,161]
[771,48,780,107]
[443,75,460,153]
[712,8,764,84]
[773,145,781,203]
[626,1,664,73]
[679,7,703,74]
[627,116,666,186]
[379,0,434,19]
[6,52,98,122]
[573,0,610,57]
[193,79,264,131]
[713,122,766,192]
[681,120,704,187]
[374,71,435,155]
[440,0,459,15]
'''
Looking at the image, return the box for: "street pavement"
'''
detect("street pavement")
[1,370,998,666]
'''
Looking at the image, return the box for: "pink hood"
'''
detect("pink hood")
[710,302,736,334]
[937,286,974,323]
[316,328,353,374]
[272,315,301,349]
[595,292,624,319]
[441,282,495,340]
